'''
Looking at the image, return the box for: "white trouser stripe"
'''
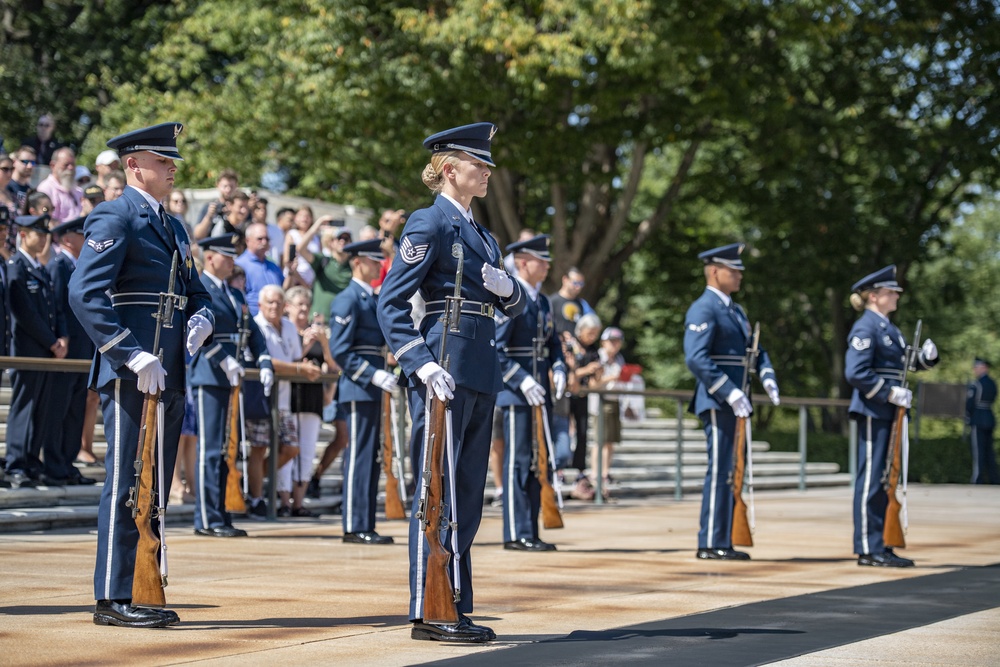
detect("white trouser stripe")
[414,397,432,616]
[197,388,209,529]
[707,409,718,548]
[103,380,122,599]
[506,408,516,539]
[345,402,358,533]
[861,417,873,555]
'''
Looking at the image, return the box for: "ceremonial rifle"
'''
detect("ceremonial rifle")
[731,322,760,547]
[414,243,463,625]
[382,360,406,520]
[532,315,563,530]
[883,320,921,548]
[126,251,187,607]
[223,305,250,513]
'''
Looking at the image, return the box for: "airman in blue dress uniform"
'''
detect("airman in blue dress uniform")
[189,234,274,538]
[4,214,68,488]
[495,235,566,552]
[966,358,999,485]
[69,123,216,628]
[684,243,780,561]
[329,238,398,544]
[377,122,525,643]
[845,265,938,567]
[47,215,98,487]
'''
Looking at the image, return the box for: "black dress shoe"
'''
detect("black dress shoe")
[157,608,180,625]
[459,615,497,640]
[306,476,322,499]
[696,547,751,561]
[7,471,37,489]
[343,531,394,545]
[504,538,556,552]
[67,471,98,486]
[858,550,915,568]
[411,620,493,643]
[93,600,171,628]
[194,526,248,538]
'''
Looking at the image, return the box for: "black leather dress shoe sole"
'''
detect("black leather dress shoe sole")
[343,532,394,545]
[93,601,171,629]
[504,538,556,552]
[195,526,248,538]
[696,548,751,561]
[411,621,492,643]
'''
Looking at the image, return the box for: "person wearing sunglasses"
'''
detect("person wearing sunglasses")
[21,113,61,165]
[6,146,37,214]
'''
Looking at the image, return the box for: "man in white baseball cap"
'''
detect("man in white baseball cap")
[93,149,121,189]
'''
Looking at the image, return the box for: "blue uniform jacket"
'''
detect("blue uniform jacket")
[7,250,66,357]
[330,280,385,404]
[69,186,214,392]
[48,252,94,360]
[377,195,526,395]
[188,273,271,388]
[966,374,996,428]
[684,288,775,415]
[845,309,936,420]
[495,284,565,407]
[1,261,10,356]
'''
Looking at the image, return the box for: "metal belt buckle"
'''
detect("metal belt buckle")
[479,302,494,317]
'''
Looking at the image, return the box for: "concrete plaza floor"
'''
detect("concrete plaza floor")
[0,484,997,666]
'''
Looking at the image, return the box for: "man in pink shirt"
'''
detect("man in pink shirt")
[36,147,83,222]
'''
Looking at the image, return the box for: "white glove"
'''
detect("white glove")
[372,369,398,393]
[260,368,274,397]
[726,388,752,418]
[220,355,244,387]
[481,263,513,298]
[888,386,912,408]
[553,370,567,401]
[921,338,938,361]
[763,378,780,406]
[520,376,546,406]
[127,351,166,394]
[417,361,455,402]
[186,313,213,355]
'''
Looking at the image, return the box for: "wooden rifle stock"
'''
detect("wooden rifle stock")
[534,405,563,529]
[421,396,458,624]
[130,392,166,607]
[883,320,920,548]
[883,404,907,548]
[382,390,406,520]
[731,416,752,547]
[224,383,246,513]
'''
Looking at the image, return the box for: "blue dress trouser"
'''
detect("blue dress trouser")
[94,380,182,601]
[853,415,892,556]
[193,385,232,531]
[407,384,494,621]
[697,409,736,550]
[342,400,381,534]
[501,405,542,543]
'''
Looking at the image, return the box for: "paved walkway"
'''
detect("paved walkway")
[1,484,997,666]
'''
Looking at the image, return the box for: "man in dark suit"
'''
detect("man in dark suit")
[329,238,397,544]
[47,215,97,486]
[69,122,215,629]
[683,243,779,561]
[378,122,525,643]
[4,214,68,488]
[188,234,273,538]
[967,358,999,484]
